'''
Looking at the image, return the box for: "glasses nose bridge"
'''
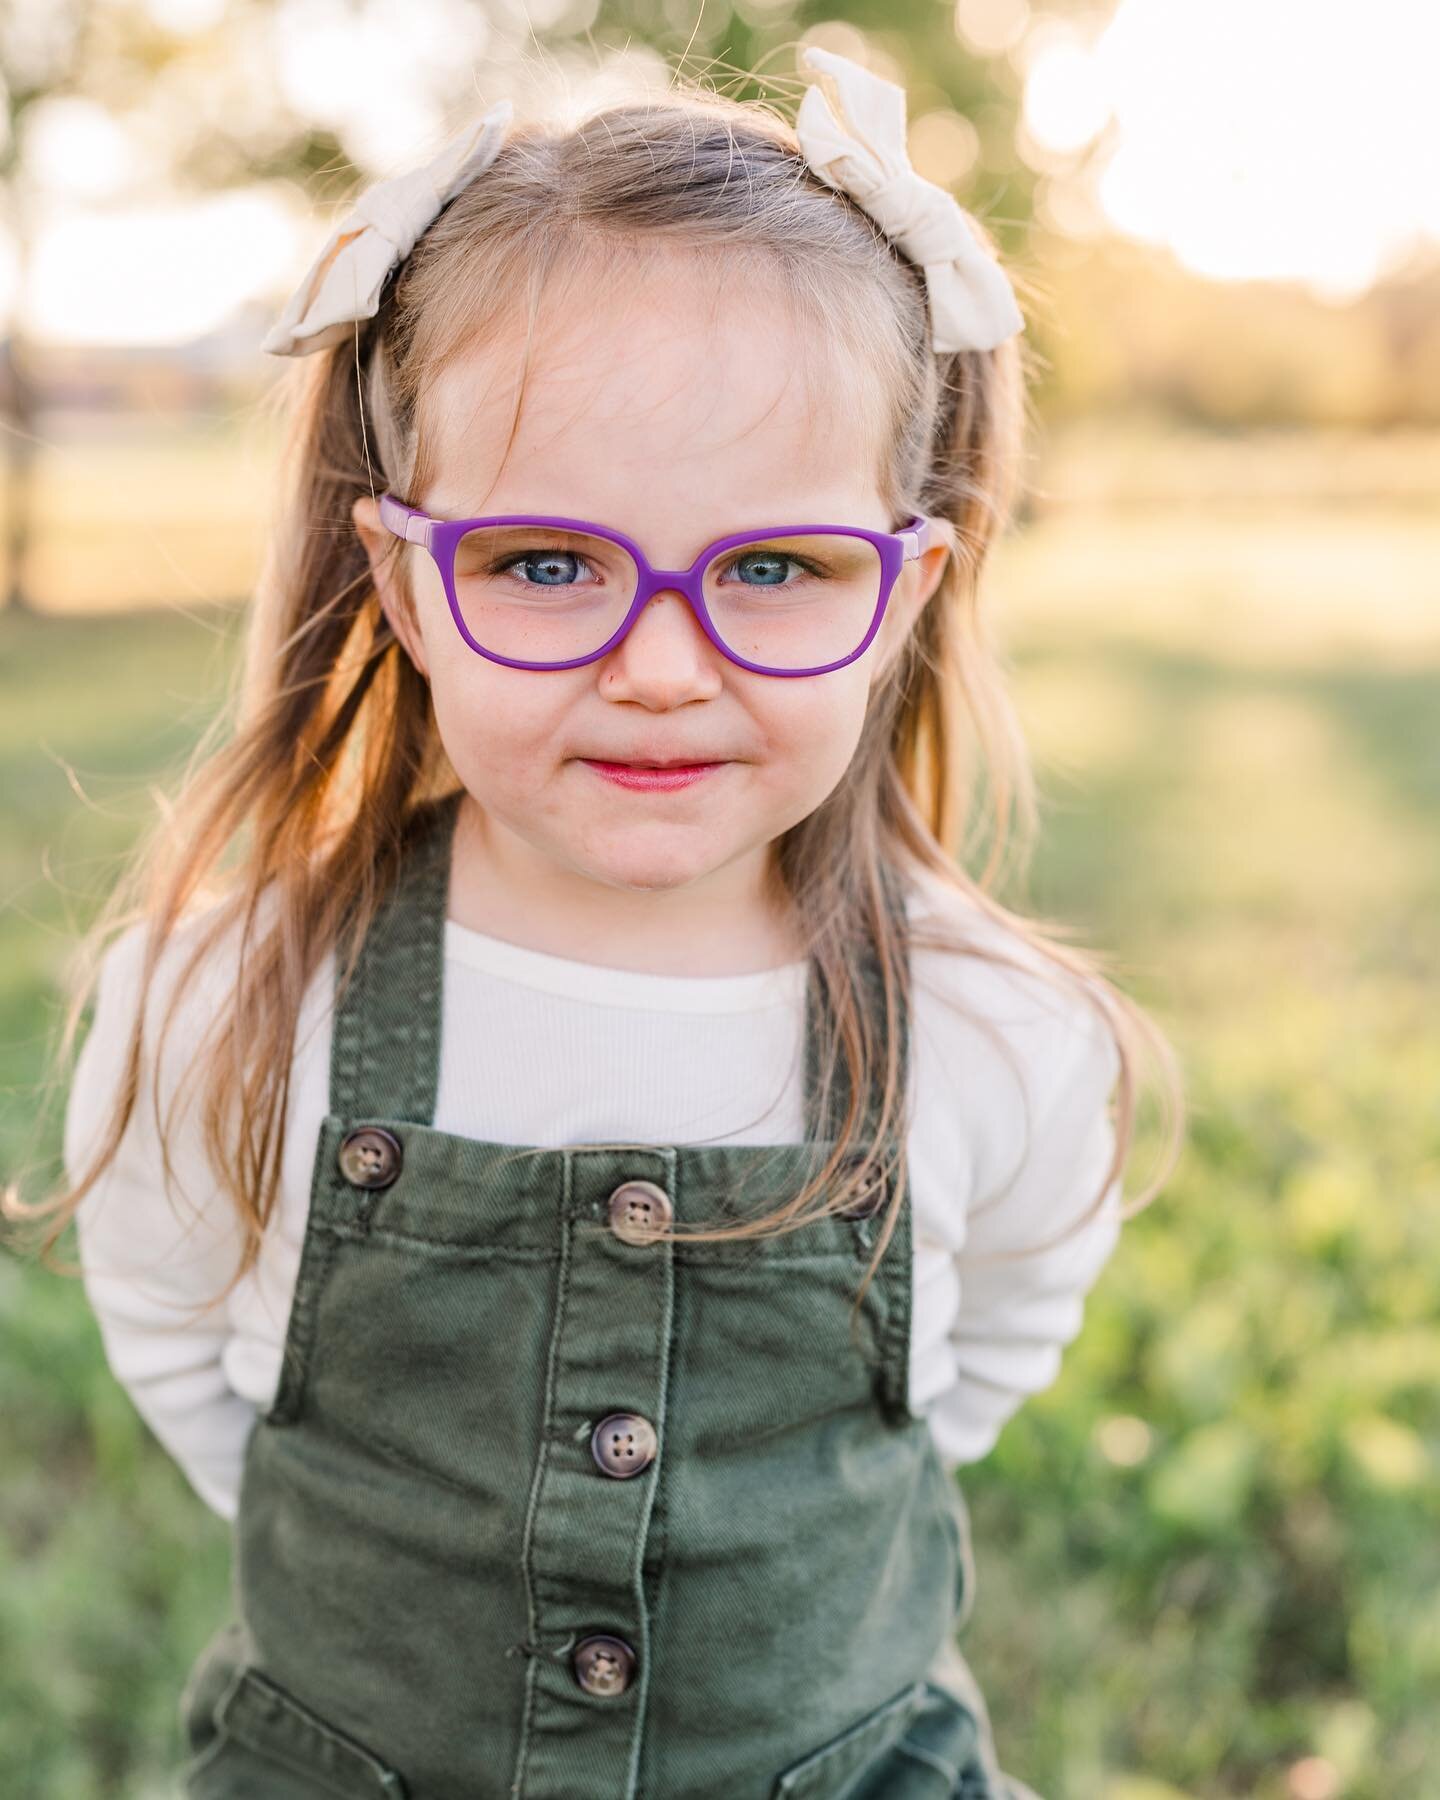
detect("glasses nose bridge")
[616,559,721,667]
[632,559,709,608]
[638,533,709,575]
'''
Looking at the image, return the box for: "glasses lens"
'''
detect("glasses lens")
[452,525,639,664]
[702,533,882,671]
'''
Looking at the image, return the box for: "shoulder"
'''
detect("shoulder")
[70,884,326,1132]
[63,905,241,1177]
[65,886,335,1194]
[88,894,268,1061]
[906,866,1118,1069]
[902,867,1121,1212]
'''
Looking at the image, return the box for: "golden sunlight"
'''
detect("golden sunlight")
[1020,0,1440,301]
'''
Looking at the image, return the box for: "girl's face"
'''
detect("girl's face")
[353,263,954,950]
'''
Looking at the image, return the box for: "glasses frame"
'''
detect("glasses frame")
[376,492,934,677]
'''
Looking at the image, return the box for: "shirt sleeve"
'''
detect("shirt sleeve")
[924,987,1124,1467]
[63,921,257,1522]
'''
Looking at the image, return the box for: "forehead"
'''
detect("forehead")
[417,248,888,523]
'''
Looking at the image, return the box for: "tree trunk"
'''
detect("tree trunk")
[0,332,36,615]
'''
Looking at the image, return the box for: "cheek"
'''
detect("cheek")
[757,678,870,787]
[426,653,578,794]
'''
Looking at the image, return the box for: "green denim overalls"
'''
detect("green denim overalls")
[177,790,1032,1800]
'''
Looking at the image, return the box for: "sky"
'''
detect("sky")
[2,0,1437,346]
[1018,0,1440,302]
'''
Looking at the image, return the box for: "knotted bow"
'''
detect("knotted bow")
[796,46,1024,353]
[261,98,514,357]
[262,49,1022,360]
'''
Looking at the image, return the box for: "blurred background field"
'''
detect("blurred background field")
[3,1,1440,1797]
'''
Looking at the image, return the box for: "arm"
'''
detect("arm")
[924,991,1123,1467]
[64,921,257,1522]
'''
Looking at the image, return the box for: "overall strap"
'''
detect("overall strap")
[800,864,912,1151]
[800,866,915,1420]
[328,789,462,1124]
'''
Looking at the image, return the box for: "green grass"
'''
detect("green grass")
[3,428,1438,1796]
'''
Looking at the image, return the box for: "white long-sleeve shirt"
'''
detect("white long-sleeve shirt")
[63,869,1124,1523]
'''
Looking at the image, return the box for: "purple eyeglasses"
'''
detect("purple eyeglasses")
[376,492,934,677]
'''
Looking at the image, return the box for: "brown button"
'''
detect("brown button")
[607,1180,672,1246]
[837,1156,887,1220]
[572,1634,636,1697]
[590,1412,658,1479]
[337,1126,403,1191]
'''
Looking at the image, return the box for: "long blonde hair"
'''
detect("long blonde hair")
[8,65,1183,1322]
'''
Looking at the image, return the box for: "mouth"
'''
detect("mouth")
[579,757,727,789]
[584,757,726,769]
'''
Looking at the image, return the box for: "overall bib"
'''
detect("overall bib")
[177,790,1032,1800]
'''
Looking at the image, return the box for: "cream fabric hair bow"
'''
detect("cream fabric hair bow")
[796,46,1024,353]
[261,98,514,357]
[263,48,1022,359]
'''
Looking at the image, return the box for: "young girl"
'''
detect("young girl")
[36,44,1181,1800]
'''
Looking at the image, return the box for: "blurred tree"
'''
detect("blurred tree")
[0,0,89,614]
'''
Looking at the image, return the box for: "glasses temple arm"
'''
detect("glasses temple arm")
[900,516,932,559]
[378,493,432,547]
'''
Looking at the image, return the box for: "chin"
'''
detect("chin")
[579,846,718,895]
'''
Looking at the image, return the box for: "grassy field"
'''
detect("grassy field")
[2,422,1438,1797]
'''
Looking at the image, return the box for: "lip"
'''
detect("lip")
[581,759,726,791]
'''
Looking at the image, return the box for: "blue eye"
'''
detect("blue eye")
[717,550,830,592]
[499,549,589,588]
[735,551,793,586]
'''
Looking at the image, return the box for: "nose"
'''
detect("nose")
[601,584,723,691]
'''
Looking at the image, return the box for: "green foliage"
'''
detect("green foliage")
[952,473,1440,1796]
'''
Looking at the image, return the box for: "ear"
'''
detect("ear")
[868,519,957,687]
[911,517,957,614]
[352,493,431,679]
